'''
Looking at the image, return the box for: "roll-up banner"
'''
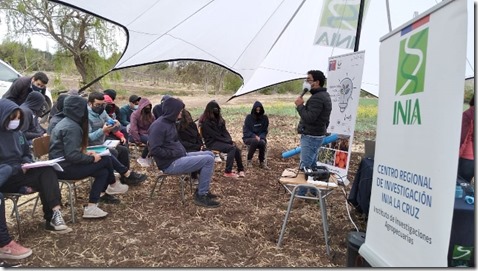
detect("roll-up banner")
[358,0,467,267]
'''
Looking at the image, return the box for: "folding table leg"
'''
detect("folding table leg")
[318,190,330,255]
[277,186,300,247]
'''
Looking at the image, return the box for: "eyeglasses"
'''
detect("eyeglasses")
[305,78,315,83]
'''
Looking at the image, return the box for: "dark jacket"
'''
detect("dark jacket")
[2,76,46,105]
[119,104,134,126]
[177,121,203,152]
[0,99,32,177]
[47,94,68,135]
[296,87,332,136]
[242,101,269,142]
[152,95,171,119]
[201,101,233,148]
[149,98,187,170]
[49,95,95,167]
[20,91,46,140]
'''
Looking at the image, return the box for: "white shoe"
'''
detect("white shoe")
[137,157,152,167]
[83,204,108,218]
[105,182,129,195]
[214,154,222,162]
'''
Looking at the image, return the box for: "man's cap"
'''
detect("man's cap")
[129,95,141,103]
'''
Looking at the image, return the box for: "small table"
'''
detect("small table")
[277,171,337,255]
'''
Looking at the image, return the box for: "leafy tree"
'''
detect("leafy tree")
[0,0,122,91]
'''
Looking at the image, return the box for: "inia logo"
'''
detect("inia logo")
[393,15,430,125]
[315,0,368,49]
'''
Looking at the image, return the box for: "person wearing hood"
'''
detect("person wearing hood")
[201,100,245,178]
[129,97,155,167]
[49,95,117,218]
[119,94,141,127]
[294,70,332,199]
[242,101,269,169]
[2,72,49,106]
[87,92,146,188]
[49,89,79,119]
[47,93,70,135]
[19,91,47,143]
[0,99,69,238]
[149,97,220,208]
[153,94,171,119]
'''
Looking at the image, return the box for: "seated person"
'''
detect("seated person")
[0,99,69,232]
[177,108,205,180]
[19,91,46,143]
[47,93,69,135]
[0,192,32,260]
[49,95,120,217]
[119,94,141,127]
[152,94,171,119]
[103,89,121,119]
[149,97,219,208]
[87,92,146,186]
[129,97,155,167]
[458,94,474,183]
[104,94,129,143]
[242,101,269,169]
[201,100,245,178]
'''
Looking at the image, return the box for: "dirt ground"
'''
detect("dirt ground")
[4,86,375,267]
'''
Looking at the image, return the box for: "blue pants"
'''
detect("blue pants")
[298,134,325,196]
[163,151,215,196]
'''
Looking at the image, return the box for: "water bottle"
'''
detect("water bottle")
[455,185,463,199]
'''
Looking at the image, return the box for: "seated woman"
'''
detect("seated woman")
[49,95,118,218]
[177,108,205,180]
[19,91,47,143]
[201,100,245,178]
[0,99,68,233]
[242,101,269,169]
[129,97,155,167]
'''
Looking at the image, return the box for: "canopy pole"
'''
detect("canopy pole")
[385,0,392,32]
[354,0,366,52]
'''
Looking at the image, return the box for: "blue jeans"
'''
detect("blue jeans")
[163,151,215,196]
[298,134,325,196]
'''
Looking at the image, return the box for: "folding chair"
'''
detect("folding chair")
[31,135,91,223]
[244,141,269,167]
[149,158,193,204]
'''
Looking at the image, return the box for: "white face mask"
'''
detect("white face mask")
[7,119,20,130]
[133,105,139,110]
[302,81,311,91]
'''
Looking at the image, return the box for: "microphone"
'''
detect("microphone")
[300,88,309,98]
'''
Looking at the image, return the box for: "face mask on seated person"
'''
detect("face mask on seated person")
[91,106,105,115]
[7,119,20,130]
[212,107,220,117]
[143,107,151,114]
[105,104,115,115]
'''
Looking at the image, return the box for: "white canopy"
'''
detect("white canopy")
[50,0,474,98]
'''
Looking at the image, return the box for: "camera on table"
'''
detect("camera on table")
[303,165,330,182]
[106,119,115,126]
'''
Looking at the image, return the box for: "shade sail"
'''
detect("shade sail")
[49,0,474,98]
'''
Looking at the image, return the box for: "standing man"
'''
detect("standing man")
[149,97,220,208]
[295,70,332,198]
[2,72,49,106]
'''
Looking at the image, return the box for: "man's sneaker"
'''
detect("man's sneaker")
[195,189,218,199]
[137,157,152,167]
[246,160,252,168]
[99,194,121,204]
[214,154,222,162]
[223,172,239,178]
[83,204,108,218]
[0,241,32,260]
[238,171,246,178]
[121,171,147,185]
[105,182,128,195]
[194,193,220,208]
[48,210,68,231]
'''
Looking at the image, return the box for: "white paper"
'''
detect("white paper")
[22,157,65,172]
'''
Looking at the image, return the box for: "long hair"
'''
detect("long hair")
[80,106,89,153]
[179,109,194,130]
[203,100,224,124]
